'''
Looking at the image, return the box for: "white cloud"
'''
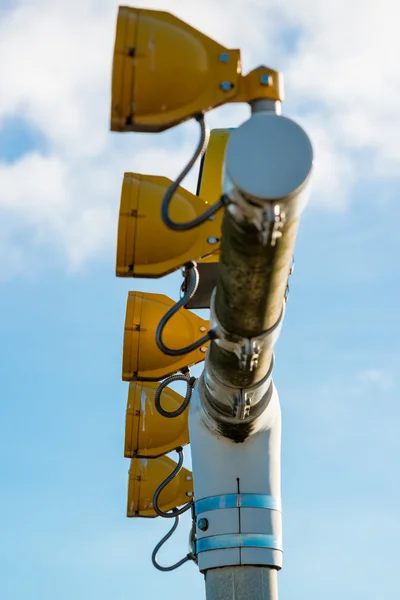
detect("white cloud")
[0,0,399,273]
[280,0,400,175]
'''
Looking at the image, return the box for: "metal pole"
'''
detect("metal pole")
[209,206,299,389]
[189,102,313,600]
[205,566,278,600]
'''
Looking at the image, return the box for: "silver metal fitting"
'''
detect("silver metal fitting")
[202,356,275,426]
[223,112,313,232]
[210,291,286,371]
[260,204,285,246]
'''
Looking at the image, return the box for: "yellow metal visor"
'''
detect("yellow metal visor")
[111,6,240,131]
[122,291,209,381]
[116,174,221,278]
[124,381,189,458]
[127,455,193,517]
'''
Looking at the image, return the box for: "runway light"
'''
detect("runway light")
[116,173,221,278]
[111,7,283,132]
[122,292,209,381]
[127,455,193,517]
[124,381,189,458]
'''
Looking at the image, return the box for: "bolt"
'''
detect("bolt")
[260,74,271,86]
[200,346,207,353]
[186,491,194,497]
[207,236,218,244]
[200,326,207,332]
[197,517,209,531]
[219,52,229,63]
[220,81,233,92]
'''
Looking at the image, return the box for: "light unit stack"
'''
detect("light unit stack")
[109,6,313,599]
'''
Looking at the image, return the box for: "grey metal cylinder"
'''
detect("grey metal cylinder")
[205,566,279,600]
[210,211,298,389]
[206,110,313,398]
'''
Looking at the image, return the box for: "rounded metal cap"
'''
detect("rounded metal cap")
[224,113,313,204]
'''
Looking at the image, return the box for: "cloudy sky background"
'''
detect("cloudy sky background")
[1,0,399,598]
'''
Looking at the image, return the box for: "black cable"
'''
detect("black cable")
[152,448,193,518]
[151,510,194,571]
[155,262,216,357]
[161,113,227,231]
[155,374,197,418]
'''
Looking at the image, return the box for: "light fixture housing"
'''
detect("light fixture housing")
[116,173,222,278]
[111,7,240,132]
[111,7,283,133]
[124,381,189,458]
[123,292,209,381]
[127,455,193,517]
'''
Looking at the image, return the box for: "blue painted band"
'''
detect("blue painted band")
[195,493,281,515]
[196,533,282,553]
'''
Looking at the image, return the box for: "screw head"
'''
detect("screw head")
[260,74,271,86]
[220,81,233,92]
[219,52,229,63]
[197,517,209,531]
[207,236,218,244]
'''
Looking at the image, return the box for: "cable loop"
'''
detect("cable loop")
[155,374,197,418]
[152,448,193,518]
[161,113,227,231]
[152,510,195,572]
[155,262,216,357]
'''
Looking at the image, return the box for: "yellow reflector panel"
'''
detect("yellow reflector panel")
[123,292,209,381]
[197,128,232,202]
[127,456,193,517]
[116,173,222,278]
[124,381,189,458]
[111,7,240,132]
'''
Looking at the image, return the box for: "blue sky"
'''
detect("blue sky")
[1,1,399,599]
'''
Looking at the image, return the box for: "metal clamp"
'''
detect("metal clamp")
[210,292,286,371]
[226,190,287,246]
[200,362,274,430]
[195,493,281,514]
[260,204,286,246]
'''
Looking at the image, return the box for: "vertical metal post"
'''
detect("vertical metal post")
[189,102,313,600]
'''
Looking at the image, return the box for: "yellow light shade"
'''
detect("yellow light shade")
[124,381,189,458]
[127,456,193,517]
[116,173,222,278]
[111,7,240,132]
[197,128,232,201]
[123,292,209,381]
[116,128,232,278]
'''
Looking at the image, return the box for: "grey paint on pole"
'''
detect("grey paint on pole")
[205,566,279,600]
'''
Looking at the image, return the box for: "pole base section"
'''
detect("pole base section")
[205,566,279,600]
